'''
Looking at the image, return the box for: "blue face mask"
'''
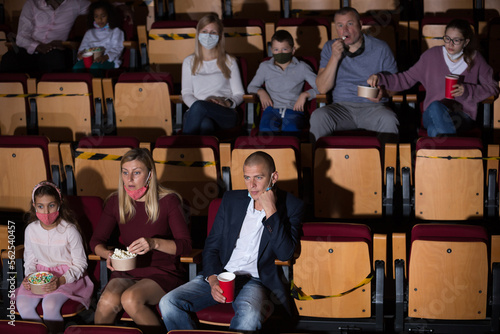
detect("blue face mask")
[198,33,219,50]
[94,21,109,30]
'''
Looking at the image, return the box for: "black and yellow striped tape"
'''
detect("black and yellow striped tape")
[423,36,445,40]
[417,155,500,160]
[74,151,216,167]
[149,33,196,40]
[0,93,90,98]
[291,273,373,300]
[149,32,262,40]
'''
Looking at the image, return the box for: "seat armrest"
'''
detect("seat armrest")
[244,94,258,133]
[316,94,328,107]
[220,143,231,191]
[171,94,184,132]
[102,78,114,133]
[373,234,387,277]
[181,249,203,281]
[48,142,61,188]
[60,143,75,195]
[137,25,148,61]
[392,233,406,279]
[493,235,500,270]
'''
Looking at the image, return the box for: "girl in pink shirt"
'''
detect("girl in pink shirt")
[15,181,93,334]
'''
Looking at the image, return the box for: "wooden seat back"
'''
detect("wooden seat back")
[408,240,488,319]
[172,0,224,21]
[0,147,47,212]
[0,81,27,135]
[414,148,483,220]
[153,147,219,216]
[294,239,372,318]
[115,81,173,141]
[36,81,92,142]
[74,147,130,199]
[314,148,382,219]
[146,26,196,84]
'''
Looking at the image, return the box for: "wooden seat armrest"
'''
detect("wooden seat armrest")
[487,145,499,186]
[137,25,147,59]
[220,143,231,171]
[1,245,24,259]
[61,41,79,49]
[88,253,104,261]
[384,143,397,185]
[27,78,37,95]
[392,233,406,279]
[275,259,292,266]
[492,235,500,270]
[60,142,74,176]
[102,78,114,102]
[180,249,203,264]
[123,41,138,49]
[405,94,418,103]
[482,95,495,104]
[391,94,404,103]
[243,94,258,103]
[373,234,387,276]
[399,143,412,185]
[171,95,183,104]
[316,94,328,104]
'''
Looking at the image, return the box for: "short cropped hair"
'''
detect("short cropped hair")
[334,6,361,22]
[244,151,276,174]
[271,30,294,48]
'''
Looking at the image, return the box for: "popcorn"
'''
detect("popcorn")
[28,272,53,285]
[110,248,137,260]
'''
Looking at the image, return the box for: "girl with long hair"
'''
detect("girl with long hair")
[16,181,93,334]
[368,18,499,137]
[181,13,245,135]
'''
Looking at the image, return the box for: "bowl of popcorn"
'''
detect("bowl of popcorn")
[110,248,137,271]
[28,272,54,295]
[87,47,104,59]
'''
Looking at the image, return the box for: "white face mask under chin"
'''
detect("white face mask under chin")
[198,33,219,50]
[446,49,464,60]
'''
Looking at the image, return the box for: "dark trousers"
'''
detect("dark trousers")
[0,47,72,74]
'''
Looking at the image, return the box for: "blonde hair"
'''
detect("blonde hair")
[115,148,180,224]
[191,13,232,79]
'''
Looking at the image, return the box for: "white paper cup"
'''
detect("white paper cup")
[28,271,53,295]
[357,85,379,98]
[111,257,137,271]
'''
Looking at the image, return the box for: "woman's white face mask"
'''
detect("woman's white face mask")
[198,33,219,50]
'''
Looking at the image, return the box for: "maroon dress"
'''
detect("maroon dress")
[90,193,192,293]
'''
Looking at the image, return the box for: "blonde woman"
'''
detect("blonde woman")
[90,148,192,334]
[181,13,245,135]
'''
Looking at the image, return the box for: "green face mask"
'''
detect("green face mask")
[273,52,293,64]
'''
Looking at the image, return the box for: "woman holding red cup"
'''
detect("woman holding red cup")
[367,19,499,137]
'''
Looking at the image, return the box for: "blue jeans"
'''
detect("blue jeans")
[422,101,474,137]
[159,275,271,331]
[182,100,239,135]
[259,106,306,133]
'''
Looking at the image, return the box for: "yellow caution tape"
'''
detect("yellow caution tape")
[417,155,500,160]
[0,93,90,98]
[291,273,373,300]
[74,151,216,167]
[149,32,261,40]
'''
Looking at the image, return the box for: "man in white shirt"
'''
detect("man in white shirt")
[159,151,304,332]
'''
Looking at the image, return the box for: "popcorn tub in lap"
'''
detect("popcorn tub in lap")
[110,248,137,271]
[28,272,54,295]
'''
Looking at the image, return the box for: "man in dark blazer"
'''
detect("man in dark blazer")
[159,151,304,332]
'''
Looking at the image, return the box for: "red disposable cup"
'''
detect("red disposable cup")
[82,52,93,69]
[445,74,459,99]
[217,272,235,303]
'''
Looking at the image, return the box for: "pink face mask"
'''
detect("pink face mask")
[124,171,151,201]
[36,210,60,226]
